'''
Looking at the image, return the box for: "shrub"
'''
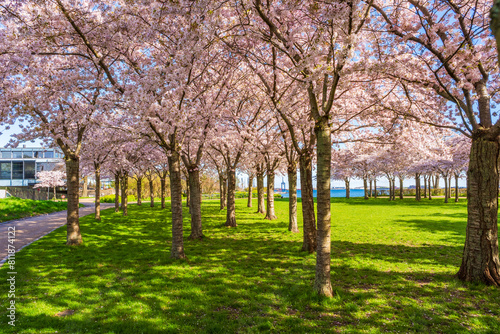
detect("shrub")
[100,194,136,203]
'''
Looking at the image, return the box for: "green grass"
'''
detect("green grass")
[1,198,499,333]
[0,197,70,223]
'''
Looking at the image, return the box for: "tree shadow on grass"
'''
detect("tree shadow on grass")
[2,200,500,333]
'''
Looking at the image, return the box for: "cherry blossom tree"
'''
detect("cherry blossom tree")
[34,171,66,200]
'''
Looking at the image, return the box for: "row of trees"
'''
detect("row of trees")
[1,0,499,295]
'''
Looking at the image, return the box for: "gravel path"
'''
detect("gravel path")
[0,199,114,267]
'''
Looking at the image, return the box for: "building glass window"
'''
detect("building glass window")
[23,151,33,158]
[24,161,35,179]
[0,162,11,180]
[45,151,54,158]
[12,151,22,159]
[12,161,23,179]
[34,151,43,158]
[1,151,11,159]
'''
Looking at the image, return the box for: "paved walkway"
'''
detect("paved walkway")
[0,199,114,267]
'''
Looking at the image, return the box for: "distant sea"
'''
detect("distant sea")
[281,189,371,198]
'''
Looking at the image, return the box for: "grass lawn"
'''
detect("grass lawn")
[0,197,71,223]
[1,198,499,333]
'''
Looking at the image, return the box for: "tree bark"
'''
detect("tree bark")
[168,150,186,259]
[423,175,428,199]
[434,175,439,190]
[388,177,393,201]
[188,168,204,239]
[137,177,142,206]
[399,177,404,199]
[256,170,265,214]
[428,176,432,200]
[149,178,154,207]
[161,177,166,209]
[363,177,369,200]
[313,121,333,297]
[444,175,449,203]
[226,168,237,227]
[95,164,101,221]
[415,174,421,201]
[219,172,227,210]
[265,171,277,220]
[392,177,396,201]
[288,163,298,233]
[186,176,190,211]
[345,178,350,199]
[65,156,82,245]
[300,154,316,252]
[374,179,377,198]
[82,176,88,197]
[114,173,120,213]
[121,171,128,216]
[369,179,373,197]
[455,174,459,202]
[457,135,500,285]
[247,173,253,208]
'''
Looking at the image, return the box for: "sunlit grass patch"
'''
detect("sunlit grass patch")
[0,197,499,333]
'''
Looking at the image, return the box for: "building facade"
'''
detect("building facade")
[0,147,64,187]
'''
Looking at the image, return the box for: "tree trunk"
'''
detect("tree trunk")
[186,177,190,211]
[95,165,101,221]
[115,173,120,213]
[226,168,237,227]
[137,177,142,205]
[399,177,404,199]
[423,175,428,198]
[188,168,204,239]
[369,179,373,197]
[444,175,449,203]
[65,156,82,245]
[374,179,377,198]
[219,172,227,211]
[388,177,392,201]
[288,163,298,233]
[391,176,396,201]
[345,178,350,199]
[256,171,265,214]
[434,175,439,190]
[265,171,277,220]
[313,121,333,297]
[121,171,128,216]
[247,173,254,207]
[300,154,316,252]
[428,176,432,200]
[449,175,453,199]
[415,174,421,201]
[82,176,88,197]
[455,174,459,202]
[149,178,154,207]
[457,135,500,285]
[168,151,186,259]
[363,177,368,200]
[161,177,166,209]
